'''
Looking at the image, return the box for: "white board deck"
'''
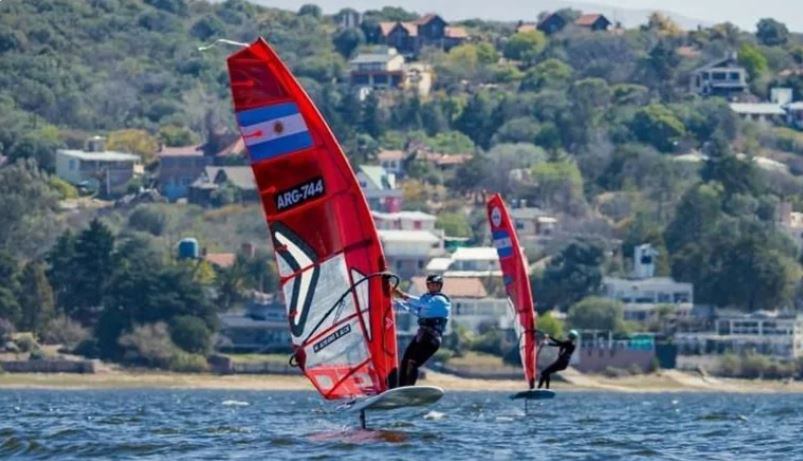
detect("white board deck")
[510,389,556,400]
[347,386,444,413]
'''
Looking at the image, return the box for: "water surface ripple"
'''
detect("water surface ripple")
[0,390,800,460]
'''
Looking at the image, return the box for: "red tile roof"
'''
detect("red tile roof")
[157,144,204,157]
[378,150,406,161]
[445,26,468,39]
[411,276,487,298]
[516,23,537,33]
[413,13,439,26]
[204,252,236,268]
[215,137,245,157]
[379,21,396,37]
[575,14,606,27]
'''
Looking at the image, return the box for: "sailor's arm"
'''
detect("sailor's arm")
[392,288,423,315]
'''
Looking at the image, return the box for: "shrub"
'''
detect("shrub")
[73,338,100,358]
[48,177,78,199]
[602,366,631,378]
[14,333,38,353]
[168,352,209,372]
[170,316,212,355]
[39,315,89,349]
[127,205,168,236]
[29,348,45,360]
[0,318,15,342]
[118,322,177,368]
[432,348,454,364]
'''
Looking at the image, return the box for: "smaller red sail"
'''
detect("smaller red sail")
[487,194,537,389]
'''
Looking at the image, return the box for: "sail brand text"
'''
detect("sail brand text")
[276,177,325,211]
[313,324,351,353]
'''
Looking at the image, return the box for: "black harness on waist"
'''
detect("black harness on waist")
[418,317,448,335]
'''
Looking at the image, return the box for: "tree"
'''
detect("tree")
[664,183,724,253]
[107,129,159,163]
[629,104,685,152]
[215,255,249,310]
[298,4,322,18]
[333,27,365,58]
[436,212,472,237]
[127,205,169,236]
[189,15,225,41]
[99,262,215,360]
[0,159,60,257]
[158,125,196,147]
[520,59,572,92]
[503,30,547,62]
[361,92,387,138]
[68,219,115,324]
[567,297,626,333]
[537,311,564,338]
[646,12,682,36]
[534,240,605,311]
[756,18,789,46]
[454,92,495,149]
[170,315,212,354]
[0,251,21,325]
[738,43,769,83]
[530,160,585,213]
[644,40,680,99]
[17,261,55,334]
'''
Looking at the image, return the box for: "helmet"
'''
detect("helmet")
[568,330,579,340]
[425,274,444,284]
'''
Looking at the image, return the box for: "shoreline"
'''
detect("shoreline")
[2,369,803,393]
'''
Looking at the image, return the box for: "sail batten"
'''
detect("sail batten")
[487,194,538,389]
[226,38,398,400]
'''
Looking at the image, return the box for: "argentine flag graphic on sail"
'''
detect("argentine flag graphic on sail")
[493,230,513,258]
[236,102,313,162]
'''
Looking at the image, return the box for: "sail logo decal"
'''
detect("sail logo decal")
[312,324,352,353]
[276,177,325,211]
[237,102,313,162]
[273,224,319,337]
[492,230,513,258]
[491,206,502,227]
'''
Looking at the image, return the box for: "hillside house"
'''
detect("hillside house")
[156,144,211,201]
[573,14,611,31]
[189,166,257,205]
[690,54,749,98]
[357,165,403,212]
[379,229,446,279]
[375,14,467,55]
[55,136,141,196]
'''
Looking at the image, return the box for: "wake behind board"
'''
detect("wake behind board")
[348,386,444,413]
[510,389,556,400]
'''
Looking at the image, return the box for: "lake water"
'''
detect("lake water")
[1,389,800,460]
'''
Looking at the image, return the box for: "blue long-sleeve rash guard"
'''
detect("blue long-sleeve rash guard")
[395,292,451,319]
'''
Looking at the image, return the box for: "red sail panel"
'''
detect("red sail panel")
[486,194,537,389]
[226,38,398,400]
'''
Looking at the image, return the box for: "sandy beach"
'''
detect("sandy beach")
[1,368,802,393]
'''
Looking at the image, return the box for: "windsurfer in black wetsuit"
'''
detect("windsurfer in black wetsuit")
[392,274,451,387]
[537,329,578,390]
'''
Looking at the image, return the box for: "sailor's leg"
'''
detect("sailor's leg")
[538,362,559,389]
[400,335,422,386]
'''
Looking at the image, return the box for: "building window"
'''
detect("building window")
[414,220,422,230]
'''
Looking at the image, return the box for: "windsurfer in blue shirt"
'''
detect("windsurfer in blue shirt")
[392,274,451,387]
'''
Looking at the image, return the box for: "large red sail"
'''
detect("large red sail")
[226,38,398,400]
[486,194,537,389]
